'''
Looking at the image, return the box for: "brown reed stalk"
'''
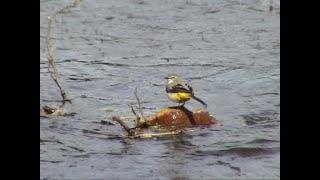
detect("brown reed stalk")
[46,0,82,102]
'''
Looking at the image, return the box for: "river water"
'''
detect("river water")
[40,0,280,179]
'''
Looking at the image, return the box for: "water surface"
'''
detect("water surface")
[40,0,280,179]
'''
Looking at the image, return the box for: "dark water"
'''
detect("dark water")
[40,0,280,179]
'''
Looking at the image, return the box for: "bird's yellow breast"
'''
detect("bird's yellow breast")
[167,92,192,102]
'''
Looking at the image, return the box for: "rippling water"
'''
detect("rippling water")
[40,0,280,179]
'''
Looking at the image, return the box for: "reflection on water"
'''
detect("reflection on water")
[40,0,279,179]
[163,136,196,180]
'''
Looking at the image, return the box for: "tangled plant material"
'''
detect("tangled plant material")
[111,88,217,138]
[112,107,217,138]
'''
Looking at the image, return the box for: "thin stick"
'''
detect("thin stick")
[130,105,137,116]
[46,0,82,102]
[112,115,133,134]
[134,87,144,117]
[136,130,183,138]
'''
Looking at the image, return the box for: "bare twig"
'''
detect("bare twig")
[134,87,144,117]
[136,130,183,138]
[46,0,83,102]
[132,87,147,127]
[112,115,184,138]
[130,105,137,116]
[112,115,135,135]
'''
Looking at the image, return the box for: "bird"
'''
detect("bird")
[165,74,207,108]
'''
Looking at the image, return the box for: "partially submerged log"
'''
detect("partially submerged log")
[108,88,218,138]
[146,106,217,129]
[112,106,217,138]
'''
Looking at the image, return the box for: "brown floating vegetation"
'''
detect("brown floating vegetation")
[146,106,216,128]
[111,88,217,138]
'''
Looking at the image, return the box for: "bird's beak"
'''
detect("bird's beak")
[164,77,169,79]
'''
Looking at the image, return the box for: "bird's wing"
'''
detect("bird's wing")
[166,83,193,94]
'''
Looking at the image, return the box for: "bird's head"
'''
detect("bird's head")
[165,74,179,80]
[165,74,179,84]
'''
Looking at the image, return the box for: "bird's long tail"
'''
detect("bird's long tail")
[192,95,207,108]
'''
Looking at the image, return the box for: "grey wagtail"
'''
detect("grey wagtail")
[165,75,207,107]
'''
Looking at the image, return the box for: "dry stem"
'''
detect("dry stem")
[134,87,144,117]
[132,87,147,126]
[46,0,82,102]
[112,115,135,136]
